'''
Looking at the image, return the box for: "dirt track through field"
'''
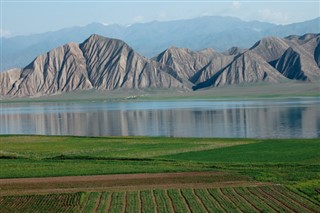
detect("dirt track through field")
[0,172,269,196]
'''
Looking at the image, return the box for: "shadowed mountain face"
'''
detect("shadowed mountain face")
[0,68,21,96]
[154,47,235,86]
[315,40,320,67]
[274,47,307,80]
[192,52,286,90]
[1,33,319,98]
[155,33,320,90]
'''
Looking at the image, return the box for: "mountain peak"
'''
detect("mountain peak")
[286,33,320,43]
[166,46,190,53]
[250,36,289,62]
[224,47,246,55]
[63,42,81,51]
[197,48,217,55]
[84,34,125,46]
[80,34,132,60]
[88,34,104,40]
[85,34,109,43]
[251,36,286,49]
[79,35,185,90]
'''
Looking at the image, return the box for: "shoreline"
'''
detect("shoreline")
[1,82,319,103]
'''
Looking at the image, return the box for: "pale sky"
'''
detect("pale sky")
[1,0,319,37]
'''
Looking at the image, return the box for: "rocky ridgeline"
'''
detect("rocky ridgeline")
[1,33,319,97]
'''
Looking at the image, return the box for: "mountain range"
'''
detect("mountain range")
[2,16,320,71]
[1,33,319,98]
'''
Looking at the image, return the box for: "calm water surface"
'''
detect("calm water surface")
[1,98,319,138]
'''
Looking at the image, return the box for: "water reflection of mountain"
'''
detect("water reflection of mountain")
[1,102,319,138]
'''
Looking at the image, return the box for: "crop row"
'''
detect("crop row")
[0,192,82,212]
[1,186,319,213]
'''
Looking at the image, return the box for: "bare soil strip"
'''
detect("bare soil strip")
[0,172,226,184]
[0,172,269,196]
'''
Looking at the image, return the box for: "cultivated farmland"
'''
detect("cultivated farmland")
[0,136,319,212]
[1,186,319,213]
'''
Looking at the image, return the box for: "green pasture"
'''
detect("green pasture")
[0,135,319,201]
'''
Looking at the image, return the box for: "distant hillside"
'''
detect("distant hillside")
[1,33,319,98]
[2,16,319,71]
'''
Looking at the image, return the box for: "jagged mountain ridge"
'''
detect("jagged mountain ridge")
[2,16,319,71]
[154,47,235,85]
[153,33,320,90]
[79,35,185,90]
[1,35,186,97]
[1,33,319,98]
[193,51,287,90]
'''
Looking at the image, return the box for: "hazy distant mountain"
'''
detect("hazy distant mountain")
[2,23,124,72]
[263,18,320,37]
[1,33,319,98]
[2,16,319,71]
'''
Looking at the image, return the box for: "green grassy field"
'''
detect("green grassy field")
[163,139,320,192]
[0,135,319,212]
[0,136,251,178]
